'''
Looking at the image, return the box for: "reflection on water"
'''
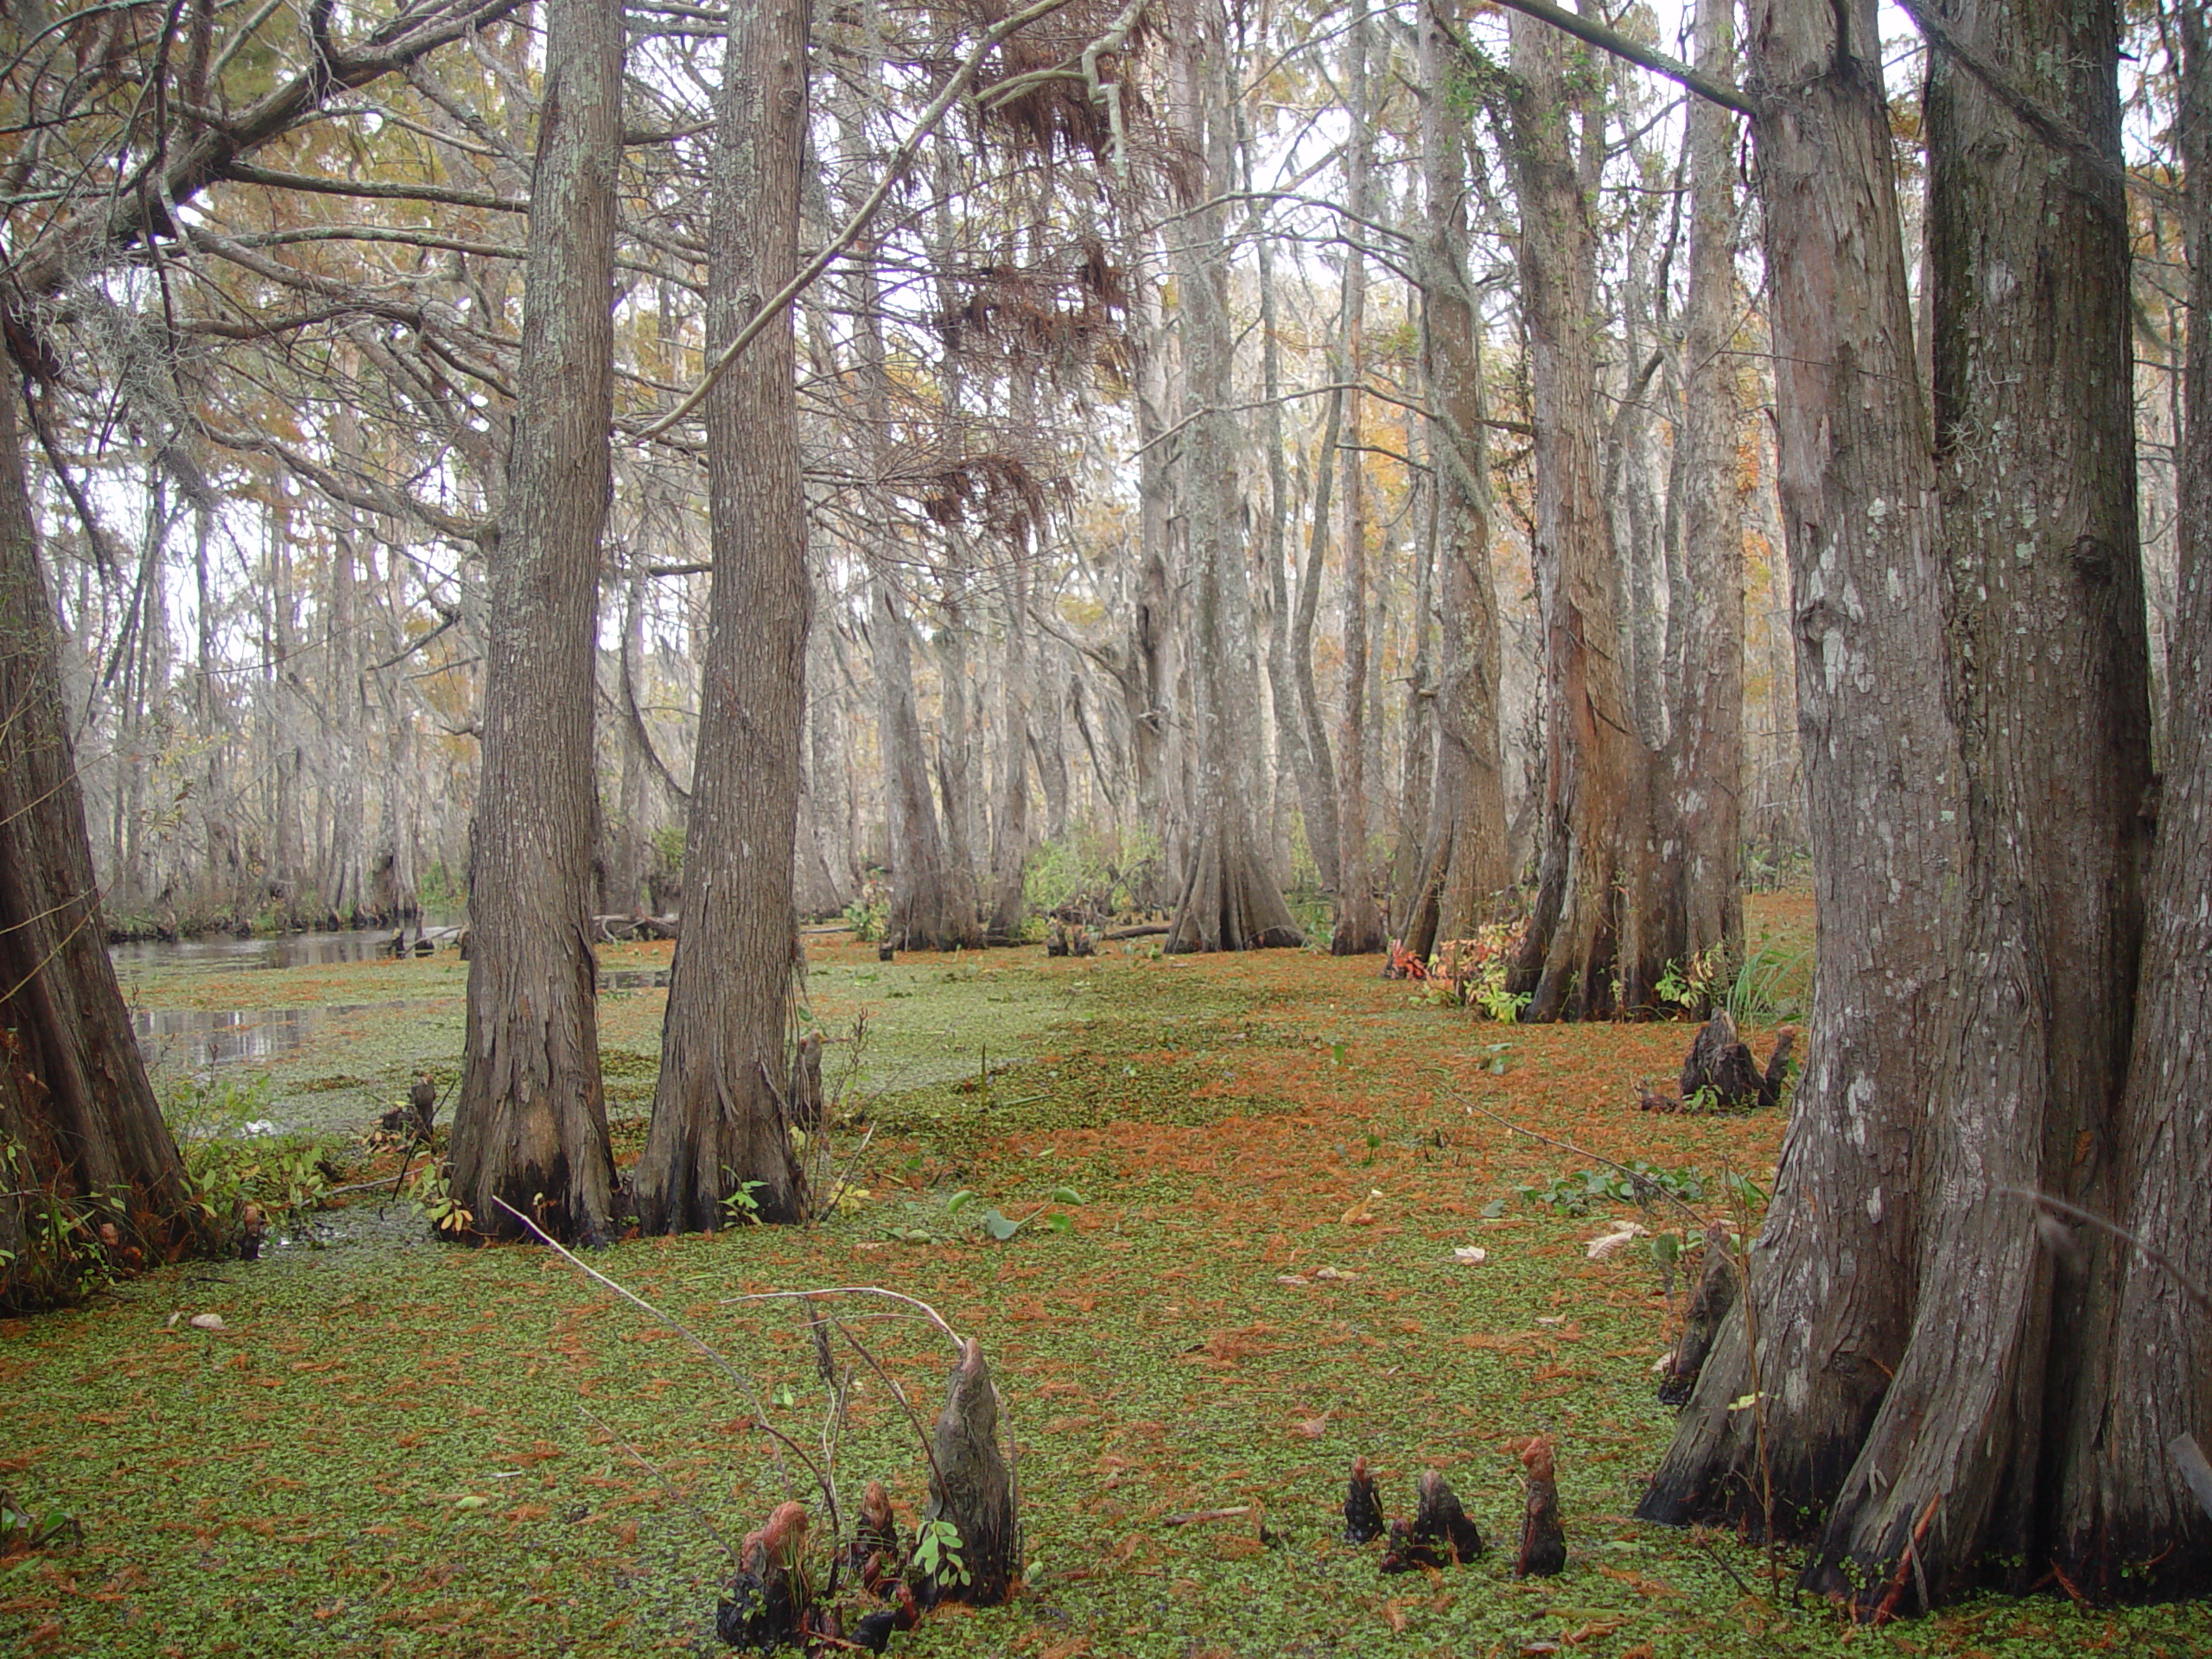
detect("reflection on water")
[132,1002,398,1069]
[110,924,463,976]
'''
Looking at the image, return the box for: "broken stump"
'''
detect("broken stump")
[1679,1010,1795,1111]
[717,1499,811,1651]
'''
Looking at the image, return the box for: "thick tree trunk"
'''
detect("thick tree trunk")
[801,616,855,913]
[932,575,988,930]
[1247,113,1308,887]
[0,389,210,1310]
[1789,0,2150,1605]
[448,0,622,1245]
[1402,0,1508,962]
[1641,0,2169,1614]
[2058,12,2212,1596]
[985,527,1034,944]
[1330,0,1386,957]
[1503,16,1647,1017]
[1649,0,1745,992]
[632,0,811,1235]
[878,578,981,950]
[1639,0,1955,1545]
[1291,380,1344,892]
[1164,0,1301,954]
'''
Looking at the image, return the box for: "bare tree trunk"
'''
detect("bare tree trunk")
[1122,256,1179,895]
[933,572,987,931]
[1640,0,1956,1543]
[1245,108,1306,886]
[1292,379,1344,891]
[1792,0,2151,1605]
[1650,0,1746,989]
[801,613,855,913]
[0,386,210,1309]
[323,401,365,925]
[986,484,1034,942]
[1402,0,1508,962]
[633,0,812,1234]
[2067,10,2212,1592]
[1502,16,1645,1017]
[1639,0,2160,1611]
[878,576,979,950]
[449,0,622,1245]
[1164,0,1300,953]
[1331,0,1385,957]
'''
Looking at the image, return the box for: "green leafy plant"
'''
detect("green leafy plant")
[168,1074,336,1247]
[1023,822,1162,922]
[1472,978,1531,1023]
[407,1162,474,1236]
[912,1517,971,1589]
[0,1491,81,1555]
[1723,1168,1770,1217]
[1654,946,1729,1014]
[1516,1161,1708,1217]
[940,1182,1084,1243]
[721,1172,767,1227]
[842,896,887,942]
[0,1131,127,1303]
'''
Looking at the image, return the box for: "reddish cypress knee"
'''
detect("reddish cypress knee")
[1516,1437,1566,1577]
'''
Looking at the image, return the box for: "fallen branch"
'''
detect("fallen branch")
[488,1197,830,1512]
[1162,1505,1250,1526]
[2002,1187,2212,1312]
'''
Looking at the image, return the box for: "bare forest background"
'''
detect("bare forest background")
[18,0,2056,948]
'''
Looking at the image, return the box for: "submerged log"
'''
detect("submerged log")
[921,1338,1017,1605]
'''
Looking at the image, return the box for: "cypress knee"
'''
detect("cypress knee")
[1516,1437,1566,1577]
[921,1338,1017,1604]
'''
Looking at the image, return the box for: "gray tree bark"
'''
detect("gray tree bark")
[1503,14,1647,1017]
[0,385,211,1309]
[632,0,814,1232]
[449,0,623,1244]
[2062,6,2212,1594]
[1796,0,2150,1604]
[1163,0,1301,953]
[1639,0,1957,1547]
[1402,0,1508,961]
[1649,0,1745,992]
[1330,0,1386,957]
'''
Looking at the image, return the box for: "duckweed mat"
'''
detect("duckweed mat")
[6,902,2204,1657]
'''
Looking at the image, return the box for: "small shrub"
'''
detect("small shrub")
[1516,1161,1708,1217]
[168,1074,337,1249]
[1023,823,1160,921]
